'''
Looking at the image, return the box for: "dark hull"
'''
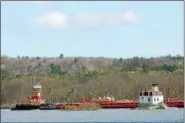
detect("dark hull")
[39,104,60,110]
[177,106,184,108]
[11,104,40,111]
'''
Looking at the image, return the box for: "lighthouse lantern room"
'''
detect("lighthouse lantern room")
[139,83,164,105]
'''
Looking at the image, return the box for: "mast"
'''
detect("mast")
[31,68,35,86]
[31,71,37,86]
[167,82,170,101]
[82,86,85,100]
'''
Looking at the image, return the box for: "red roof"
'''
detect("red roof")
[150,91,163,96]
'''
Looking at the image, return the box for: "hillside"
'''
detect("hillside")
[1,55,184,105]
[1,55,184,76]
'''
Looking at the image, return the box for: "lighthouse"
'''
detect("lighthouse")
[139,83,164,105]
[138,83,167,109]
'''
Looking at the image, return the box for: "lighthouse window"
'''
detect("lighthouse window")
[144,92,148,96]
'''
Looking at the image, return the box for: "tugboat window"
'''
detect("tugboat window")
[154,98,156,102]
[148,97,150,102]
[157,98,159,101]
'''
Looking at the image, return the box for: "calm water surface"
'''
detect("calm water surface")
[1,108,184,122]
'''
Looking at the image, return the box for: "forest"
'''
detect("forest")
[1,54,184,106]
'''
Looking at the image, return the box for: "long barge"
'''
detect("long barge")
[56,99,184,109]
[57,84,184,109]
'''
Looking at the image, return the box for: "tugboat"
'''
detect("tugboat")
[11,83,45,110]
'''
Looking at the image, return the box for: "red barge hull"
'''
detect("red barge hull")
[99,102,139,108]
[100,101,184,108]
[166,101,184,108]
[57,100,184,109]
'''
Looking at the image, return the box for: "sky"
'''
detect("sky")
[1,1,184,58]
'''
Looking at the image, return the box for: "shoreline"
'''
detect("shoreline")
[1,104,15,109]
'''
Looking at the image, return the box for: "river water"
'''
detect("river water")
[1,108,184,122]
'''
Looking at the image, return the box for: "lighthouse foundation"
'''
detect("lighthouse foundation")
[137,103,168,110]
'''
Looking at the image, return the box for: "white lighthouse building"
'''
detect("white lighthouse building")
[139,84,164,105]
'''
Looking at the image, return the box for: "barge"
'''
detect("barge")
[58,84,183,109]
[76,100,184,109]
[64,99,183,109]
[78,98,139,108]
[166,100,184,108]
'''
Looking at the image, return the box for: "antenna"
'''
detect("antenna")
[31,71,36,86]
[33,72,36,86]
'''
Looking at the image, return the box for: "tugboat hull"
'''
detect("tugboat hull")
[11,104,40,110]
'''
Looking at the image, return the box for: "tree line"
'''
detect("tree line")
[1,55,183,81]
